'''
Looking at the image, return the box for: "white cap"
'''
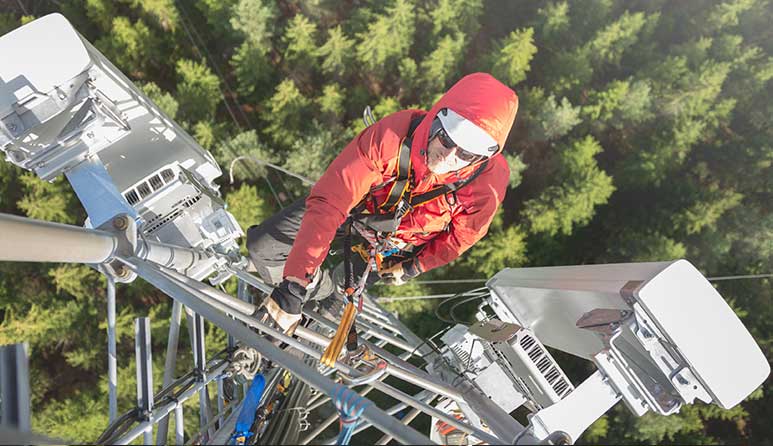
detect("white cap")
[436,108,499,156]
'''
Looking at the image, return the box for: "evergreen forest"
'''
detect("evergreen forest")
[0,0,771,444]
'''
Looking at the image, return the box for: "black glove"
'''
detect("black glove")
[379,258,421,286]
[262,279,306,332]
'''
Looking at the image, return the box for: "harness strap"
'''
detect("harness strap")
[378,114,422,212]
[351,113,490,249]
[406,159,489,209]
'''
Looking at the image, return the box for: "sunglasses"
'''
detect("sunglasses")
[436,129,484,164]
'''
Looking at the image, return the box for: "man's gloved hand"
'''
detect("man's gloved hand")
[379,258,421,286]
[262,278,306,333]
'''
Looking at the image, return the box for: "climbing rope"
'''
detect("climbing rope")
[333,383,372,445]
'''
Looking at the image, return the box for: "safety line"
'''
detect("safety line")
[174,0,284,208]
[708,273,773,282]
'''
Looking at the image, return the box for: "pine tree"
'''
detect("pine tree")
[525,87,582,141]
[355,0,415,74]
[94,17,160,77]
[316,26,354,77]
[587,11,649,65]
[195,0,240,40]
[262,79,312,144]
[229,0,276,48]
[419,32,467,95]
[83,0,117,31]
[316,83,345,116]
[282,14,318,63]
[126,0,179,31]
[17,174,80,224]
[428,0,483,38]
[522,136,615,236]
[225,184,272,234]
[489,28,538,86]
[175,59,221,123]
[215,130,277,180]
[140,82,179,119]
[537,2,570,41]
[230,41,275,99]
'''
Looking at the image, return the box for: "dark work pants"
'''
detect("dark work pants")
[245,198,379,302]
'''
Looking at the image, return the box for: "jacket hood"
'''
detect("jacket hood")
[410,72,519,180]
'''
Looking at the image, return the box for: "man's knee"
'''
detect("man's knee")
[246,224,284,285]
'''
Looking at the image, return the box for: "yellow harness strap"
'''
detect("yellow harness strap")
[321,302,358,367]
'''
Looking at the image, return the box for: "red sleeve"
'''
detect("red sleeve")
[415,157,509,273]
[283,113,411,281]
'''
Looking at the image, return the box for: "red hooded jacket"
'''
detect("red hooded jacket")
[284,73,519,282]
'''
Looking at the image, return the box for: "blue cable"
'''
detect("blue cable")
[333,383,372,445]
[229,374,266,445]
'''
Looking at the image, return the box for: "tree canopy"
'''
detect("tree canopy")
[0,0,770,443]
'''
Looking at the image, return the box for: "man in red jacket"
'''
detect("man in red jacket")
[247,73,518,332]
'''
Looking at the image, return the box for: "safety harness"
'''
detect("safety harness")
[351,114,489,239]
[321,113,489,370]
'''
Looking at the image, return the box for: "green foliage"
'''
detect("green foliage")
[192,120,223,150]
[225,183,272,231]
[429,0,483,38]
[230,41,275,99]
[671,184,743,235]
[489,28,538,86]
[175,59,221,122]
[316,83,346,116]
[349,96,403,135]
[282,123,349,193]
[608,231,687,262]
[707,0,757,31]
[0,13,18,35]
[84,0,117,31]
[537,2,570,39]
[583,79,654,129]
[126,0,179,31]
[587,11,650,65]
[316,26,355,77]
[94,16,160,76]
[17,175,79,224]
[140,82,179,119]
[4,2,773,443]
[230,0,276,49]
[195,0,240,38]
[582,415,609,442]
[282,14,318,63]
[462,224,528,276]
[355,0,415,73]
[419,32,467,94]
[504,152,527,189]
[215,130,277,180]
[522,136,615,235]
[525,88,582,141]
[263,79,312,143]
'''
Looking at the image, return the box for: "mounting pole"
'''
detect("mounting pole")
[135,317,154,445]
[106,275,118,422]
[156,300,184,445]
[0,343,31,432]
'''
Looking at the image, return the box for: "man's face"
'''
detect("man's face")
[426,133,479,174]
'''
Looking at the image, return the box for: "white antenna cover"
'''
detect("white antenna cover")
[634,260,769,408]
[0,13,90,110]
